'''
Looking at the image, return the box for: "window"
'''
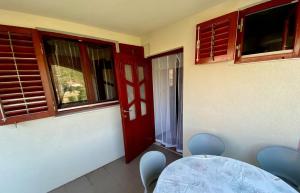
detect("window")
[0,25,54,125]
[236,0,300,63]
[43,38,88,108]
[195,12,238,64]
[43,34,118,112]
[0,25,121,125]
[87,44,117,102]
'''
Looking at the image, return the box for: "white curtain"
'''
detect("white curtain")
[152,53,183,152]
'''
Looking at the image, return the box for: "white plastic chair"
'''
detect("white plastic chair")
[188,133,225,156]
[257,146,300,190]
[139,151,166,193]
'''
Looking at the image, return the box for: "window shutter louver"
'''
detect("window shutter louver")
[195,12,238,64]
[0,25,55,125]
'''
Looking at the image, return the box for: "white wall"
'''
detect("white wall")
[0,9,142,193]
[0,106,124,193]
[0,9,141,45]
[142,0,300,164]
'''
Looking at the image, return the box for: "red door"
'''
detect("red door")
[115,44,155,163]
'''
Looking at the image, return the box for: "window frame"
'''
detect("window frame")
[39,31,119,115]
[235,0,300,63]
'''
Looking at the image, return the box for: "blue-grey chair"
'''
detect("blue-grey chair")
[257,146,300,190]
[188,133,225,156]
[139,151,166,193]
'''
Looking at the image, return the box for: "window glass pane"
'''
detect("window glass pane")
[126,85,134,103]
[129,104,136,120]
[87,45,117,102]
[141,101,147,116]
[140,83,145,100]
[138,66,144,82]
[125,64,133,82]
[44,38,88,108]
[242,3,296,55]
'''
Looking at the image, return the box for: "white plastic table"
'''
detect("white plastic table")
[154,155,297,193]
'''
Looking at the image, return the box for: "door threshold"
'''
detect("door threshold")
[153,142,183,156]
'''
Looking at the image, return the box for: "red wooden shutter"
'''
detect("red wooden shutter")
[195,12,238,64]
[0,25,55,125]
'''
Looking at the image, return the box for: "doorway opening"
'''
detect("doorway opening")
[151,49,183,154]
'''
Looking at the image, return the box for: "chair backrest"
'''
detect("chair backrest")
[139,151,166,190]
[188,133,225,156]
[257,146,300,187]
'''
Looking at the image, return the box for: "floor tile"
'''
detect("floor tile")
[48,186,67,193]
[48,144,181,193]
[86,166,127,193]
[64,176,94,193]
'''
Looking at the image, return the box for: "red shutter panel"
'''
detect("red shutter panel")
[196,24,213,63]
[0,25,55,125]
[195,12,238,64]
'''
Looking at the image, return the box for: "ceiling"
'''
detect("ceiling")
[0,0,224,35]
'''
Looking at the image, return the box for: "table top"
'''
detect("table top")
[154,155,297,193]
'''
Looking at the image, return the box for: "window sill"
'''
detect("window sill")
[241,50,293,59]
[235,49,298,64]
[56,100,119,116]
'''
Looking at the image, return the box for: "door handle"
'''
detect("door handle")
[123,109,132,113]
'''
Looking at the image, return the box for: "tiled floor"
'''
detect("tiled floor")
[49,144,181,193]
